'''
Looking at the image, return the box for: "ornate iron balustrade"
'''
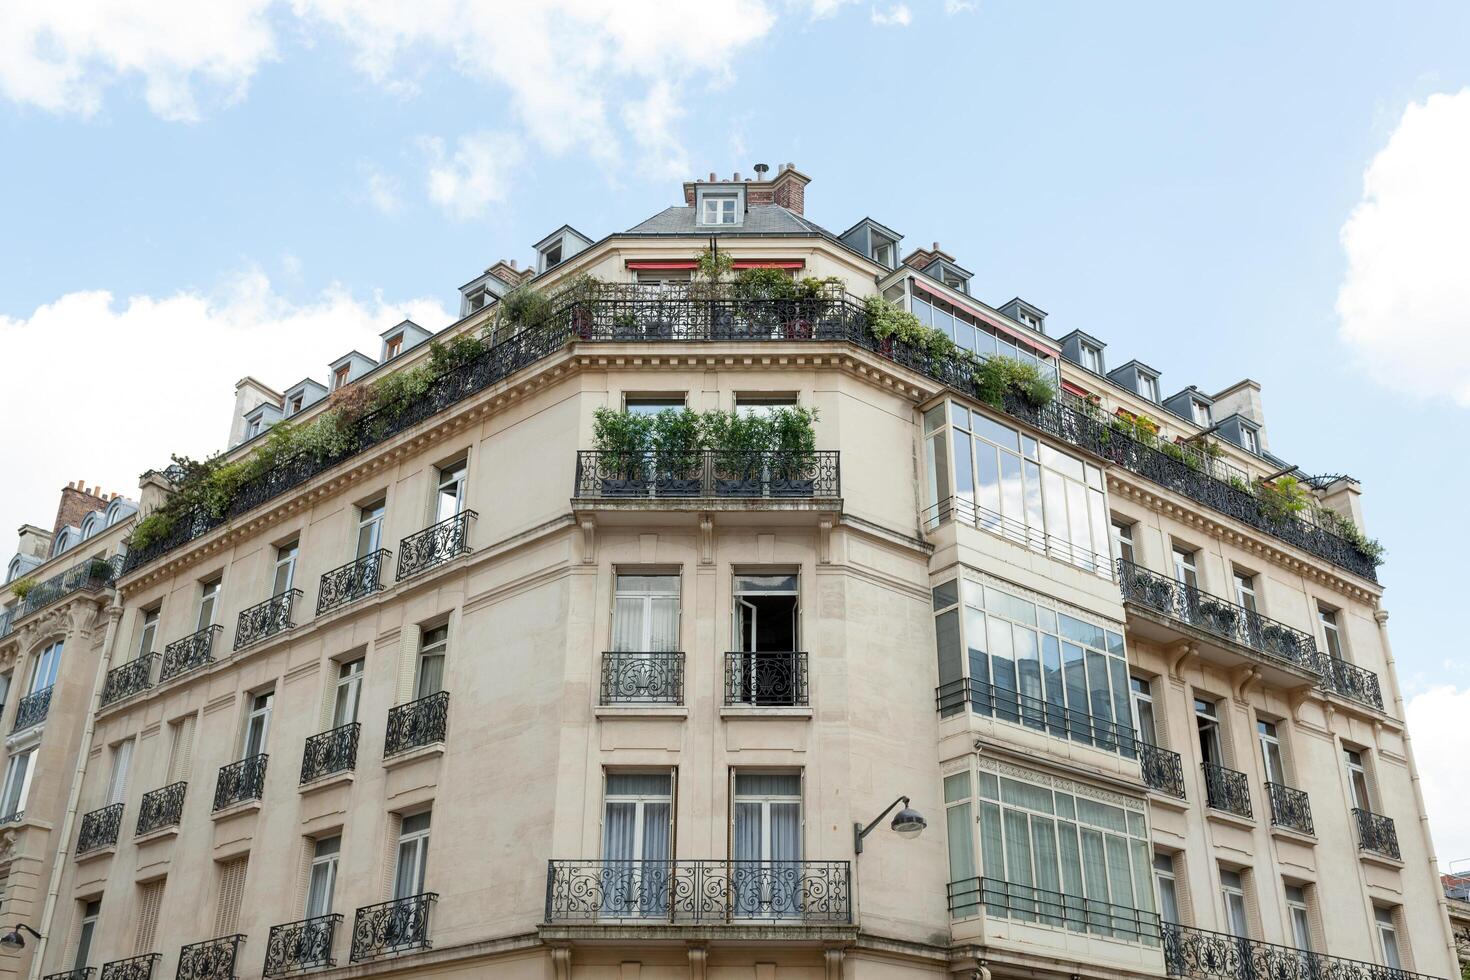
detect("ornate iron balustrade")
[544,859,851,923]
[101,954,161,980]
[12,684,53,731]
[263,914,341,977]
[316,551,390,615]
[575,451,840,500]
[396,511,476,581]
[1354,807,1401,859]
[16,555,122,620]
[0,609,11,639]
[102,654,157,706]
[0,808,24,824]
[160,625,223,682]
[922,497,1114,578]
[300,723,360,783]
[1202,763,1252,819]
[384,691,448,757]
[176,935,244,980]
[725,652,808,707]
[234,590,301,651]
[946,876,1161,943]
[1266,782,1314,835]
[1162,921,1443,980]
[935,678,1140,758]
[1117,560,1320,675]
[45,970,94,980]
[1140,743,1187,799]
[77,801,124,854]
[1319,656,1385,711]
[213,754,268,811]
[349,894,437,962]
[136,781,186,836]
[600,652,684,705]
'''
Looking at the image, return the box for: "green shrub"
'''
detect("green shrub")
[695,248,733,282]
[9,576,38,600]
[863,295,956,360]
[734,268,798,301]
[1255,476,1311,524]
[495,285,552,335]
[592,408,655,456]
[971,356,1056,409]
[127,511,177,552]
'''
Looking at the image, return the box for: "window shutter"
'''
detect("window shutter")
[381,814,403,899]
[397,627,421,704]
[168,716,196,784]
[214,857,249,935]
[134,880,165,954]
[295,839,315,919]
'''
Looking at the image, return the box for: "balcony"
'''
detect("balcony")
[16,555,121,620]
[1163,922,1443,980]
[13,685,53,731]
[349,894,437,962]
[1140,743,1187,799]
[101,654,156,706]
[1266,782,1314,835]
[947,877,1161,944]
[922,496,1113,579]
[77,802,124,854]
[136,782,186,836]
[316,550,390,616]
[235,590,301,651]
[544,860,851,924]
[213,754,268,811]
[45,970,94,980]
[724,652,808,707]
[1202,764,1252,819]
[1320,657,1386,711]
[384,691,448,758]
[397,511,476,581]
[160,625,223,682]
[1354,807,1401,860]
[936,678,1142,761]
[574,451,840,507]
[176,935,244,980]
[100,956,161,980]
[600,652,684,705]
[300,722,360,784]
[1117,560,1321,683]
[263,914,341,977]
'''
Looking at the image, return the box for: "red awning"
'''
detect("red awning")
[625,260,698,270]
[1061,381,1091,398]
[731,259,805,270]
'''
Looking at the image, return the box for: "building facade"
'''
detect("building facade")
[0,164,1457,980]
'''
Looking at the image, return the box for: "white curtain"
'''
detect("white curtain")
[649,597,678,652]
[1080,828,1109,933]
[612,597,644,652]
[416,653,444,698]
[602,800,637,916]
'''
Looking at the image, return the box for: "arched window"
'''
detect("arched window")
[106,498,137,527]
[80,512,104,539]
[52,527,76,557]
[5,556,23,584]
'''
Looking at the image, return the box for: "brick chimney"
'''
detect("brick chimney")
[54,481,111,535]
[771,163,810,215]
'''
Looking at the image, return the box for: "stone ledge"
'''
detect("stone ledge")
[719,706,814,720]
[538,923,858,944]
[594,705,689,720]
[300,769,357,794]
[383,742,446,771]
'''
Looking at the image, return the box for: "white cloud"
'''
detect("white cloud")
[871,3,912,26]
[363,165,404,215]
[0,0,277,121]
[1336,88,1470,407]
[804,0,859,17]
[0,273,450,534]
[944,0,975,13]
[1407,686,1470,868]
[421,131,525,220]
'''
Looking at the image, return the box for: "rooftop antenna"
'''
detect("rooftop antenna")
[753,163,770,180]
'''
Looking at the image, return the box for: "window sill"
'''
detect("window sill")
[383,742,445,771]
[133,824,179,846]
[719,705,813,720]
[299,770,356,795]
[1146,789,1190,813]
[211,798,262,822]
[1203,807,1255,832]
[1269,824,1317,846]
[1359,849,1405,871]
[594,705,688,720]
[76,844,118,863]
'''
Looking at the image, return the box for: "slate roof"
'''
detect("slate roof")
[626,204,839,238]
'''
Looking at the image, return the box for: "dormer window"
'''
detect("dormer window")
[289,395,304,414]
[702,195,738,225]
[245,418,262,440]
[1138,374,1160,403]
[942,272,967,292]
[542,240,563,269]
[1018,310,1043,331]
[384,335,403,360]
[871,238,895,268]
[1241,426,1259,454]
[1190,399,1211,426]
[1080,342,1102,373]
[333,365,351,390]
[466,288,487,312]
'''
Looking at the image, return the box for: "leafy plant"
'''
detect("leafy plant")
[863,295,956,359]
[495,284,552,336]
[769,406,819,453]
[1316,508,1386,565]
[127,511,177,552]
[1255,476,1311,523]
[592,408,655,456]
[650,409,703,473]
[734,268,797,301]
[86,557,115,581]
[971,356,1056,409]
[695,248,733,282]
[9,576,38,600]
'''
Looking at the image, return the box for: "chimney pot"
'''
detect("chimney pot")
[733,171,741,182]
[509,259,517,270]
[709,172,717,182]
[933,242,940,251]
[754,163,769,179]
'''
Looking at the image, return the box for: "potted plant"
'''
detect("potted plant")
[768,406,819,497]
[592,409,654,497]
[86,556,115,584]
[650,409,704,497]
[702,410,768,496]
[9,576,37,601]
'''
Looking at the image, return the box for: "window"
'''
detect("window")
[701,195,738,225]
[394,811,432,899]
[1111,520,1135,565]
[273,541,298,595]
[289,394,304,415]
[1376,907,1403,970]
[1172,546,1198,589]
[245,417,262,440]
[944,772,976,913]
[0,750,35,819]
[243,691,273,757]
[624,395,685,416]
[1344,749,1372,811]
[1285,885,1312,951]
[1257,721,1285,785]
[384,335,403,360]
[214,856,249,935]
[306,836,340,917]
[1018,310,1042,330]
[732,772,802,917]
[1131,677,1157,746]
[612,574,679,652]
[466,288,487,312]
[1138,374,1160,403]
[1195,698,1223,768]
[29,640,63,694]
[735,394,798,418]
[134,880,165,955]
[198,578,222,630]
[415,626,447,698]
[333,365,351,389]
[107,739,134,805]
[871,239,895,268]
[542,240,563,268]
[1241,426,1259,454]
[1154,853,1180,925]
[166,715,196,784]
[1319,606,1343,660]
[1220,869,1249,938]
[1190,399,1211,426]
[1233,570,1257,613]
[601,772,673,916]
[137,607,160,658]
[75,899,100,970]
[435,461,467,523]
[357,500,385,558]
[332,659,364,728]
[733,573,799,652]
[1080,343,1102,373]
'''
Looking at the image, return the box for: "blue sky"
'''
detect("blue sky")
[2,1,1468,858]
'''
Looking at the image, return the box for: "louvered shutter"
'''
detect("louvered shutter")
[134,880,165,954]
[214,857,249,935]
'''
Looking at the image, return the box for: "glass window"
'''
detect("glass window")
[1190,399,1211,426]
[701,196,738,224]
[1257,721,1285,784]
[435,461,467,523]
[732,574,799,652]
[243,691,273,757]
[1112,520,1135,565]
[273,541,298,596]
[1081,344,1101,373]
[385,336,403,359]
[1319,606,1343,660]
[1345,749,1372,811]
[394,812,431,899]
[1241,427,1259,454]
[732,771,803,917]
[1234,571,1257,613]
[1139,375,1160,402]
[0,749,34,819]
[601,771,673,915]
[624,396,686,417]
[416,626,447,699]
[306,836,340,917]
[332,659,365,727]
[357,501,385,558]
[1220,869,1249,938]
[871,239,894,268]
[1172,547,1198,590]
[75,899,101,970]
[107,739,134,805]
[137,607,160,658]
[29,640,63,693]
[1131,677,1157,746]
[1286,885,1312,951]
[1154,853,1180,924]
[1195,699,1223,768]
[1376,907,1402,970]
[613,574,680,652]
[333,365,350,389]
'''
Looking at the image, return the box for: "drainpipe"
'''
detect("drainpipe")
[30,599,123,980]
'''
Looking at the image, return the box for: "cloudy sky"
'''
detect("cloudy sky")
[1,1,1468,863]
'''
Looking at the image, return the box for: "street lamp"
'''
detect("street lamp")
[853,795,927,854]
[0,924,42,950]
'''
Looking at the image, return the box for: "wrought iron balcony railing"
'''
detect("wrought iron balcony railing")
[922,496,1114,578]
[263,914,341,977]
[77,801,124,854]
[102,654,157,706]
[13,685,53,731]
[1319,656,1386,711]
[300,722,360,783]
[384,691,449,757]
[1354,807,1401,859]
[317,550,390,615]
[935,678,1141,758]
[946,876,1161,943]
[16,555,122,620]
[396,511,476,581]
[725,652,808,707]
[45,969,94,980]
[0,609,10,639]
[213,754,268,811]
[1117,560,1320,675]
[1266,782,1314,835]
[544,859,851,923]
[600,652,684,705]
[349,894,437,962]
[136,781,186,836]
[1202,763,1253,819]
[176,935,244,980]
[100,955,161,980]
[1140,743,1188,799]
[1162,921,1443,980]
[160,625,223,682]
[235,590,302,651]
[574,450,840,501]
